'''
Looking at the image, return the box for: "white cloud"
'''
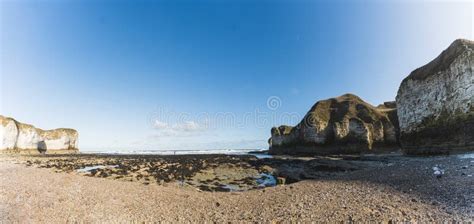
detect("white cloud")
[173,121,201,132]
[152,120,205,137]
[153,120,169,129]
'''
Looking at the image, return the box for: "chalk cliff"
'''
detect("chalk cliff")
[396,39,474,154]
[0,115,78,153]
[269,94,399,155]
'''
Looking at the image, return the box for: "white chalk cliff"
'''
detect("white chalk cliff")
[0,115,78,153]
[396,39,474,154]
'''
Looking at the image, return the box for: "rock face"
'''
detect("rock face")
[0,115,78,153]
[269,94,399,155]
[396,39,474,154]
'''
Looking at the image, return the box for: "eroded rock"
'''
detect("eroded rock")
[269,94,399,155]
[396,39,474,154]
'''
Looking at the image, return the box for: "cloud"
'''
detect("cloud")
[173,121,201,132]
[152,120,205,137]
[153,120,169,129]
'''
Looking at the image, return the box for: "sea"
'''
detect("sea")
[80,148,272,158]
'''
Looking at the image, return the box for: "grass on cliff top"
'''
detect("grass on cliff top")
[302,93,389,125]
[0,115,15,126]
[271,125,294,135]
[272,93,394,136]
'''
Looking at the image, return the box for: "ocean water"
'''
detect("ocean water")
[81,148,268,156]
[457,153,474,159]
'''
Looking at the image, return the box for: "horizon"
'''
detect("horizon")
[1,0,473,151]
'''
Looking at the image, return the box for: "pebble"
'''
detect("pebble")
[277,177,286,185]
[432,166,444,178]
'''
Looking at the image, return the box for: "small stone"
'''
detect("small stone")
[277,177,286,185]
[215,202,220,207]
[434,170,443,178]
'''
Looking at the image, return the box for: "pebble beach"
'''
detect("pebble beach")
[1,152,472,222]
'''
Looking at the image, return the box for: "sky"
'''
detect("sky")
[1,0,473,151]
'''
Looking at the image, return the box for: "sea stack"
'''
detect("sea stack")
[269,94,399,155]
[0,115,78,154]
[396,39,474,154]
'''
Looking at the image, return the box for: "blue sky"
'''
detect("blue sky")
[1,0,472,151]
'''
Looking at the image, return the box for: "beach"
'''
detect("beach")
[1,0,473,222]
[1,153,472,222]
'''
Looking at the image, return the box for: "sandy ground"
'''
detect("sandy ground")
[0,154,473,223]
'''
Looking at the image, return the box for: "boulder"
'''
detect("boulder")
[0,115,79,154]
[396,39,474,154]
[269,94,399,155]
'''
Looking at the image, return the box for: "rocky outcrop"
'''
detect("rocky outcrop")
[0,115,78,154]
[396,39,474,154]
[269,94,399,155]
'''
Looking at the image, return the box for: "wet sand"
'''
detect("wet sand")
[0,153,473,222]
